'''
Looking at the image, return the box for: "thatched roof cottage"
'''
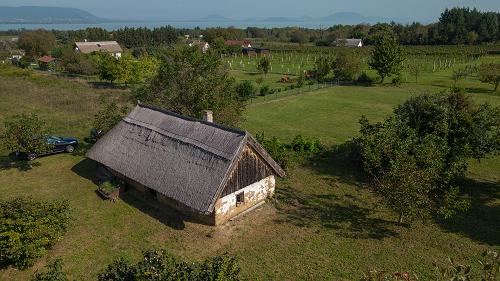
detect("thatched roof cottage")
[87,104,285,225]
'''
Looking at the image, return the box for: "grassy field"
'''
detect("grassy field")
[0,53,499,280]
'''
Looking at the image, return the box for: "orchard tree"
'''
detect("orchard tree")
[368,36,406,83]
[479,63,500,92]
[314,56,332,82]
[93,98,129,135]
[357,92,500,223]
[257,56,271,76]
[97,54,120,84]
[332,52,361,82]
[408,59,423,83]
[133,46,244,126]
[1,114,49,156]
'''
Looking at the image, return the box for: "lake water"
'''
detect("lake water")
[0,20,334,31]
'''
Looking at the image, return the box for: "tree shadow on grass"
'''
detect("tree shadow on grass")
[0,155,41,172]
[273,144,400,239]
[436,178,500,246]
[273,185,400,239]
[71,158,188,230]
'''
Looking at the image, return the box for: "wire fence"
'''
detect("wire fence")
[249,81,337,105]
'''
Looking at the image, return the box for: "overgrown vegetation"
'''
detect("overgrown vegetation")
[98,249,240,281]
[0,198,70,269]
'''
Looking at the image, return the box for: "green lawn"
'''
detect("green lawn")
[0,58,499,280]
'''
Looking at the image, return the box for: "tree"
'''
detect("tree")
[314,56,332,82]
[257,56,270,76]
[408,59,423,83]
[290,29,309,45]
[0,198,70,269]
[357,92,500,223]
[133,46,244,126]
[97,53,120,84]
[332,52,361,82]
[59,48,95,75]
[18,29,56,59]
[1,114,49,155]
[368,36,405,83]
[479,63,500,92]
[93,98,129,135]
[235,80,256,101]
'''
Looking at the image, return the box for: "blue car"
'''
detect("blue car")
[18,136,79,161]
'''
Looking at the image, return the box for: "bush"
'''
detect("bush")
[235,80,256,101]
[357,72,374,85]
[93,98,129,136]
[32,258,68,281]
[256,133,324,169]
[98,249,240,281]
[0,198,70,269]
[259,85,271,96]
[392,74,402,86]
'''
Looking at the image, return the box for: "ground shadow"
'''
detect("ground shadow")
[89,81,128,90]
[71,158,189,230]
[273,143,399,239]
[273,184,400,239]
[436,178,500,246]
[0,155,41,172]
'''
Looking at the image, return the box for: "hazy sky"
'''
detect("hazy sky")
[0,0,499,22]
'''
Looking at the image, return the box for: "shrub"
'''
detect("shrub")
[357,72,374,85]
[32,258,68,281]
[0,198,70,269]
[235,80,256,101]
[98,249,241,281]
[93,98,129,136]
[391,74,402,86]
[259,85,271,96]
[333,52,361,82]
[256,133,324,169]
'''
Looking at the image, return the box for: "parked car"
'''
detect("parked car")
[17,136,79,161]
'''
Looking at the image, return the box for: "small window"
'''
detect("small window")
[236,192,245,206]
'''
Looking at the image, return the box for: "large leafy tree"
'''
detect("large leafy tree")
[18,29,56,59]
[1,114,49,155]
[97,53,121,84]
[368,36,406,83]
[133,46,244,126]
[357,92,500,223]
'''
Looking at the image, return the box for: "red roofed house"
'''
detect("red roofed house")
[38,55,56,70]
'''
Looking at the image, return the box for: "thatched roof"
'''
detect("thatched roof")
[74,41,123,54]
[86,104,284,214]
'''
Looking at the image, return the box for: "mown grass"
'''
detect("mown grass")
[0,58,499,280]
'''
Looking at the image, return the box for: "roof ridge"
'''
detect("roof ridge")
[137,103,247,136]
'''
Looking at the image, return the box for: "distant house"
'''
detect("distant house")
[87,104,285,225]
[334,38,363,47]
[37,55,56,70]
[74,41,123,58]
[189,41,210,53]
[225,40,252,48]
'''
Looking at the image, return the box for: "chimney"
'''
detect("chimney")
[202,110,213,123]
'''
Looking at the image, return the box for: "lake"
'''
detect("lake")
[0,20,334,31]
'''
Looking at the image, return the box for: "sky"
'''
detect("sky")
[0,0,499,22]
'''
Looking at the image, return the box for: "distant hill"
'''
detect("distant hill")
[0,6,108,23]
[257,12,389,24]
